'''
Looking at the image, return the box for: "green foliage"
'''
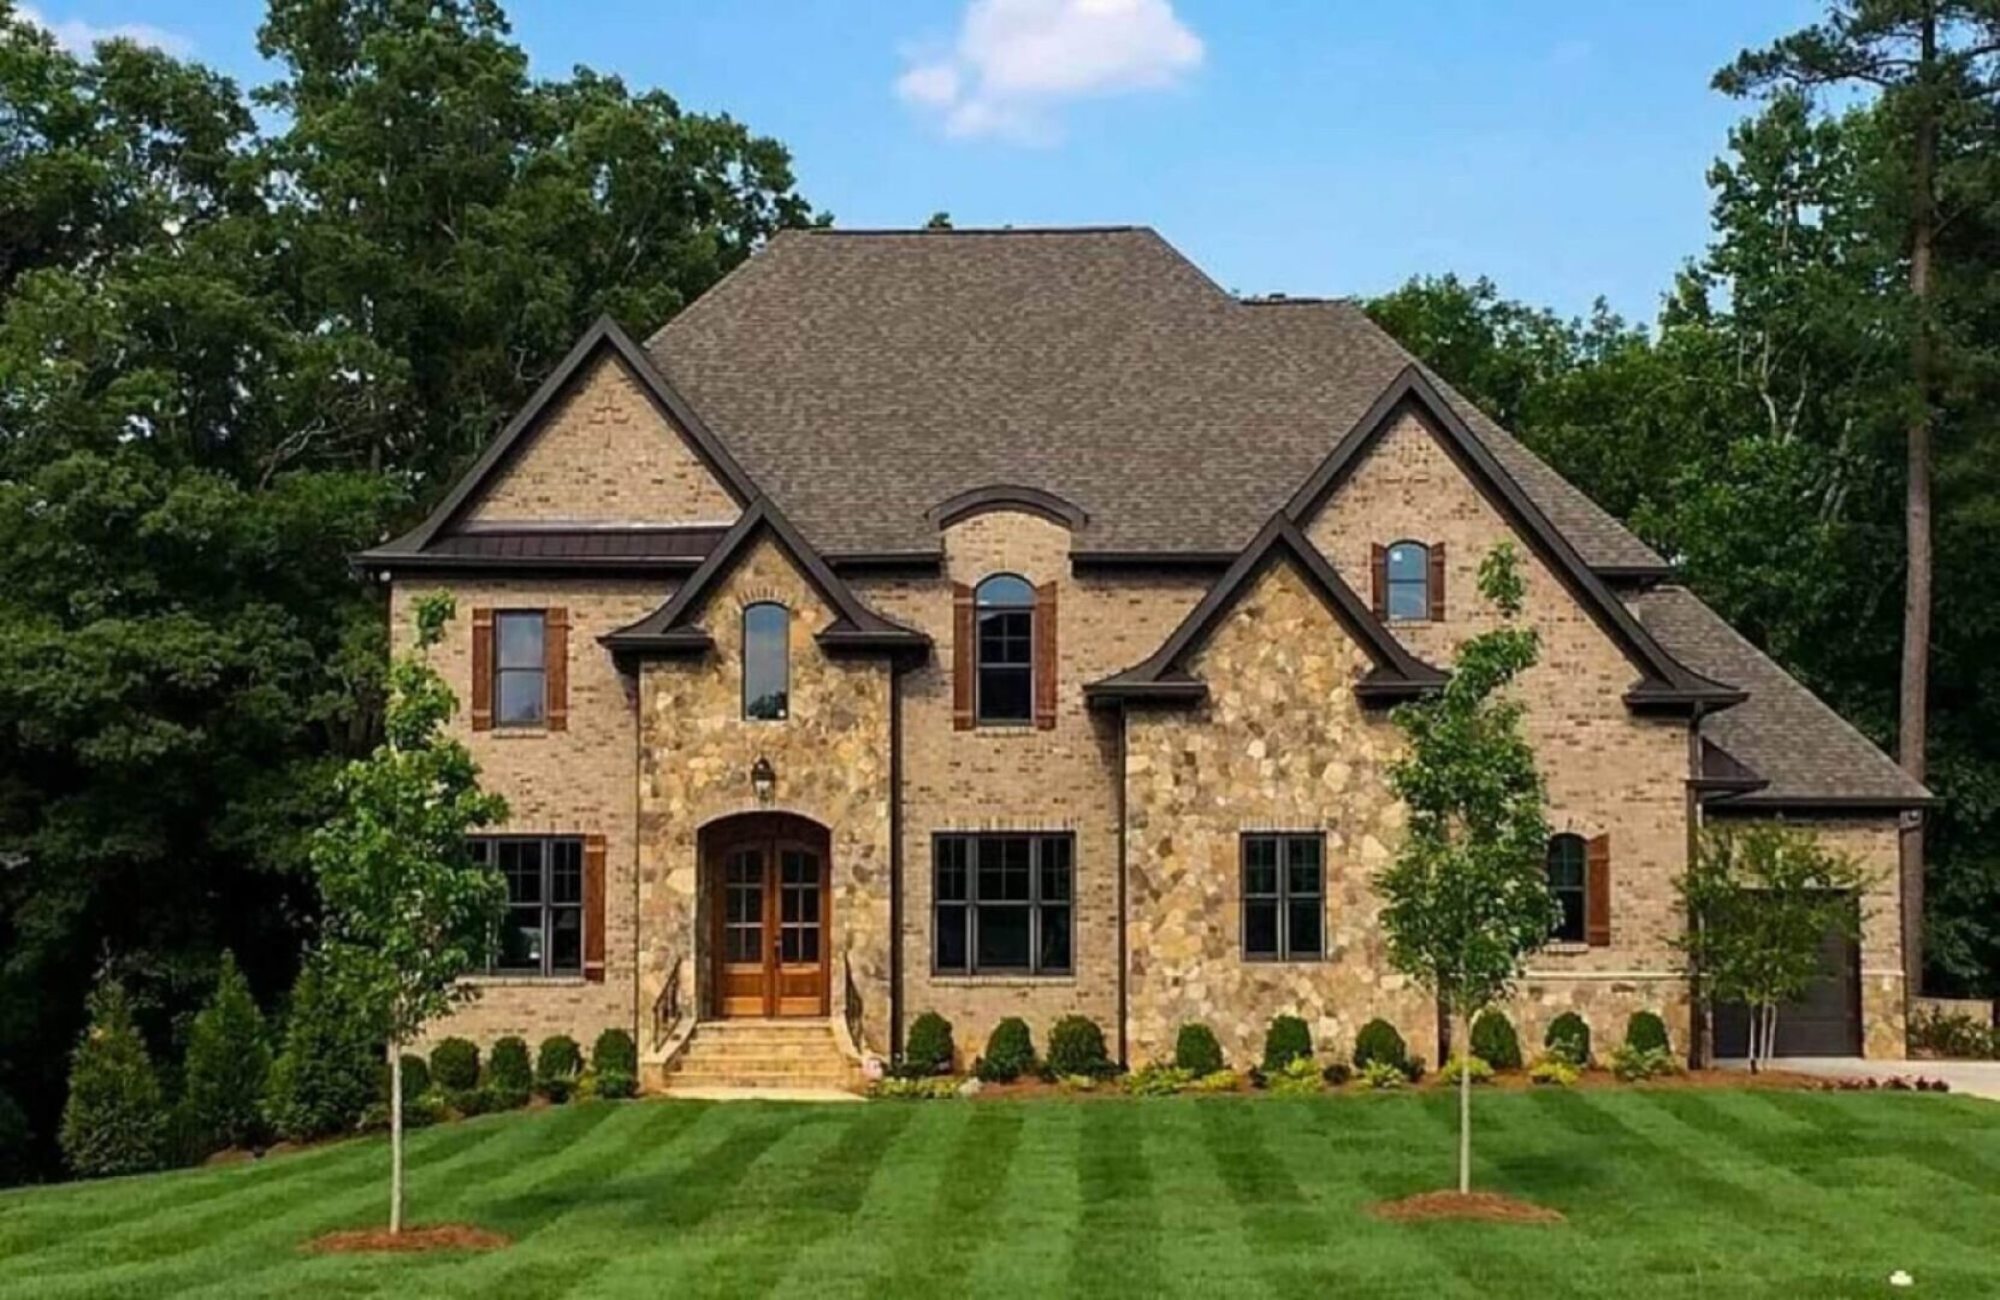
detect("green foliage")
[1260,1015,1313,1073]
[975,1017,1036,1083]
[1320,1060,1353,1086]
[181,953,271,1154]
[536,1036,583,1103]
[60,980,167,1179]
[1188,1069,1243,1093]
[1265,1057,1323,1096]
[1528,1056,1581,1087]
[1054,1074,1100,1093]
[1624,1011,1672,1056]
[1544,1012,1592,1066]
[1173,1023,1225,1075]
[1437,1055,1496,1086]
[901,1012,956,1078]
[0,1090,29,1187]
[1908,1008,1998,1060]
[398,1055,431,1104]
[1352,1019,1410,1075]
[1609,1045,1682,1083]
[1469,1011,1523,1071]
[1122,1064,1196,1096]
[592,1029,638,1099]
[265,958,378,1143]
[1359,1061,1408,1090]
[429,1038,481,1093]
[870,1076,960,1101]
[1045,1016,1114,1080]
[486,1037,533,1109]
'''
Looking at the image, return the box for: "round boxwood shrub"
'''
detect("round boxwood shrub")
[1625,1010,1671,1055]
[1544,1012,1591,1066]
[537,1035,584,1102]
[1174,1023,1225,1076]
[902,1012,956,1077]
[429,1037,480,1093]
[486,1036,533,1109]
[1260,1015,1313,1073]
[976,1017,1036,1082]
[1470,1010,1523,1071]
[1352,1018,1409,1075]
[1045,1015,1114,1079]
[265,960,378,1143]
[593,1029,639,1099]
[60,979,167,1179]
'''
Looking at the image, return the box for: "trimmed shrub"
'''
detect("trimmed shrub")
[1624,1010,1671,1055]
[1045,1015,1114,1079]
[1544,1012,1592,1066]
[1260,1015,1313,1073]
[1173,1023,1225,1076]
[872,1076,960,1100]
[1437,1055,1496,1085]
[1529,1056,1580,1087]
[1267,1056,1322,1095]
[429,1037,480,1093]
[1189,1069,1243,1093]
[1359,1060,1407,1090]
[486,1036,533,1109]
[976,1017,1036,1082]
[537,1035,584,1102]
[1470,1010,1523,1071]
[60,979,167,1178]
[1320,1060,1353,1086]
[1122,1064,1195,1096]
[902,1012,956,1077]
[593,1029,639,1099]
[398,1054,431,1104]
[182,952,271,1154]
[1610,1043,1680,1082]
[1352,1018,1409,1074]
[265,960,379,1142]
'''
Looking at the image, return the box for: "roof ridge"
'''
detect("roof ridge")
[802,224,1149,236]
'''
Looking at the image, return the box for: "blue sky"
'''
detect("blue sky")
[29,0,1825,320]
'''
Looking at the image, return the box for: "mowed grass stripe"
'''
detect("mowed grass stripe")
[862,1104,1024,1299]
[1068,1101,1162,1298]
[961,1102,1085,1298]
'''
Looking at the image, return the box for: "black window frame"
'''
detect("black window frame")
[493,608,548,727]
[471,835,585,977]
[741,601,791,722]
[974,574,1035,726]
[1240,832,1326,961]
[1385,540,1431,622]
[1547,832,1588,944]
[931,832,1074,976]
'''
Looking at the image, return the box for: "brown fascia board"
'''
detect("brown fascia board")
[1705,793,1939,814]
[1282,366,1737,713]
[360,316,762,562]
[1688,738,1770,801]
[1086,513,1444,708]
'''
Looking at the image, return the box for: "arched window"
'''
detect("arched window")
[1547,833,1587,943]
[1385,540,1431,621]
[975,574,1035,724]
[742,603,789,721]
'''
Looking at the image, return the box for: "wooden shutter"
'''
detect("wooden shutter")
[1585,833,1612,947]
[583,833,607,983]
[544,607,570,732]
[470,608,495,731]
[952,582,975,731]
[1033,581,1059,730]
[1427,542,1447,622]
[1370,543,1388,618]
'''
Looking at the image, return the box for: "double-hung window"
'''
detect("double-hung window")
[1241,833,1325,960]
[493,610,547,726]
[472,836,584,976]
[1385,541,1431,622]
[974,575,1035,724]
[1547,833,1588,943]
[933,833,1073,975]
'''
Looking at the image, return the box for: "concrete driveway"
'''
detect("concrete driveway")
[1720,1057,2000,1100]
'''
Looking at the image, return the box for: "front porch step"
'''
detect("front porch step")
[649,1018,861,1094]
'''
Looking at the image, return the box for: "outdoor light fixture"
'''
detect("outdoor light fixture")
[751,756,776,804]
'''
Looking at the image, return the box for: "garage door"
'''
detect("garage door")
[1713,913,1861,1058]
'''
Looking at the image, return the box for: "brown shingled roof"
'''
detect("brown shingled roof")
[646,227,1666,569]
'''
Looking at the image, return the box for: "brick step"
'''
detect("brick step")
[689,1019,835,1037]
[683,1039,845,1060]
[667,1069,858,1089]
[669,1057,853,1080]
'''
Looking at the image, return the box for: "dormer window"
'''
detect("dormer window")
[1372,540,1444,623]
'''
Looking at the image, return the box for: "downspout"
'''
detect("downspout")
[889,657,906,1061]
[1115,703,1130,1068]
[633,660,644,1051]
[1685,707,1707,1071]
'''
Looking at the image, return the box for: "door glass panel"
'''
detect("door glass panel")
[724,848,764,965]
[779,848,820,967]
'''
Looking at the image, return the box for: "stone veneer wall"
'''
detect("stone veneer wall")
[1122,557,1437,1066]
[854,510,1207,1065]
[637,535,896,1052]
[390,576,664,1051]
[1306,410,1698,1056]
[464,354,739,526]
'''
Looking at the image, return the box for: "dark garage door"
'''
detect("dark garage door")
[1713,914,1861,1058]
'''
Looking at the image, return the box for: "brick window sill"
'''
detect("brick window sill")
[460,974,589,988]
[928,975,1076,988]
[1539,943,1594,956]
[488,726,550,740]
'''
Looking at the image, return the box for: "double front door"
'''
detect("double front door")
[712,831,828,1018]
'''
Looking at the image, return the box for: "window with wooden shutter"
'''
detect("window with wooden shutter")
[1585,833,1612,947]
[1033,581,1058,729]
[1370,544,1388,618]
[952,582,975,730]
[583,833,607,983]
[1427,542,1447,622]
[471,608,495,731]
[545,607,570,732]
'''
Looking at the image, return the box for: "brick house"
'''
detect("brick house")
[360,227,1930,1086]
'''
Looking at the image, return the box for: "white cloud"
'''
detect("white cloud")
[18,5,193,57]
[896,0,1203,144]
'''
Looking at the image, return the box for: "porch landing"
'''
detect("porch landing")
[647,1017,864,1095]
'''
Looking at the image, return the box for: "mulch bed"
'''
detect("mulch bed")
[303,1224,511,1255]
[1371,1190,1565,1224]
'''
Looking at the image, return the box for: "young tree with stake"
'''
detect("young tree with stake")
[311,594,506,1234]
[1378,543,1556,1195]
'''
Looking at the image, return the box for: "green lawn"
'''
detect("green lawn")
[2,1090,1997,1298]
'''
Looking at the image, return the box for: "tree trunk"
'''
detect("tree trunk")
[1898,0,1939,1002]
[389,1046,405,1234]
[1457,1009,1472,1195]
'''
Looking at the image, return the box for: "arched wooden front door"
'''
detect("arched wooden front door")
[706,814,830,1018]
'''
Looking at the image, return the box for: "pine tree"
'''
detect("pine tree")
[60,979,166,1178]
